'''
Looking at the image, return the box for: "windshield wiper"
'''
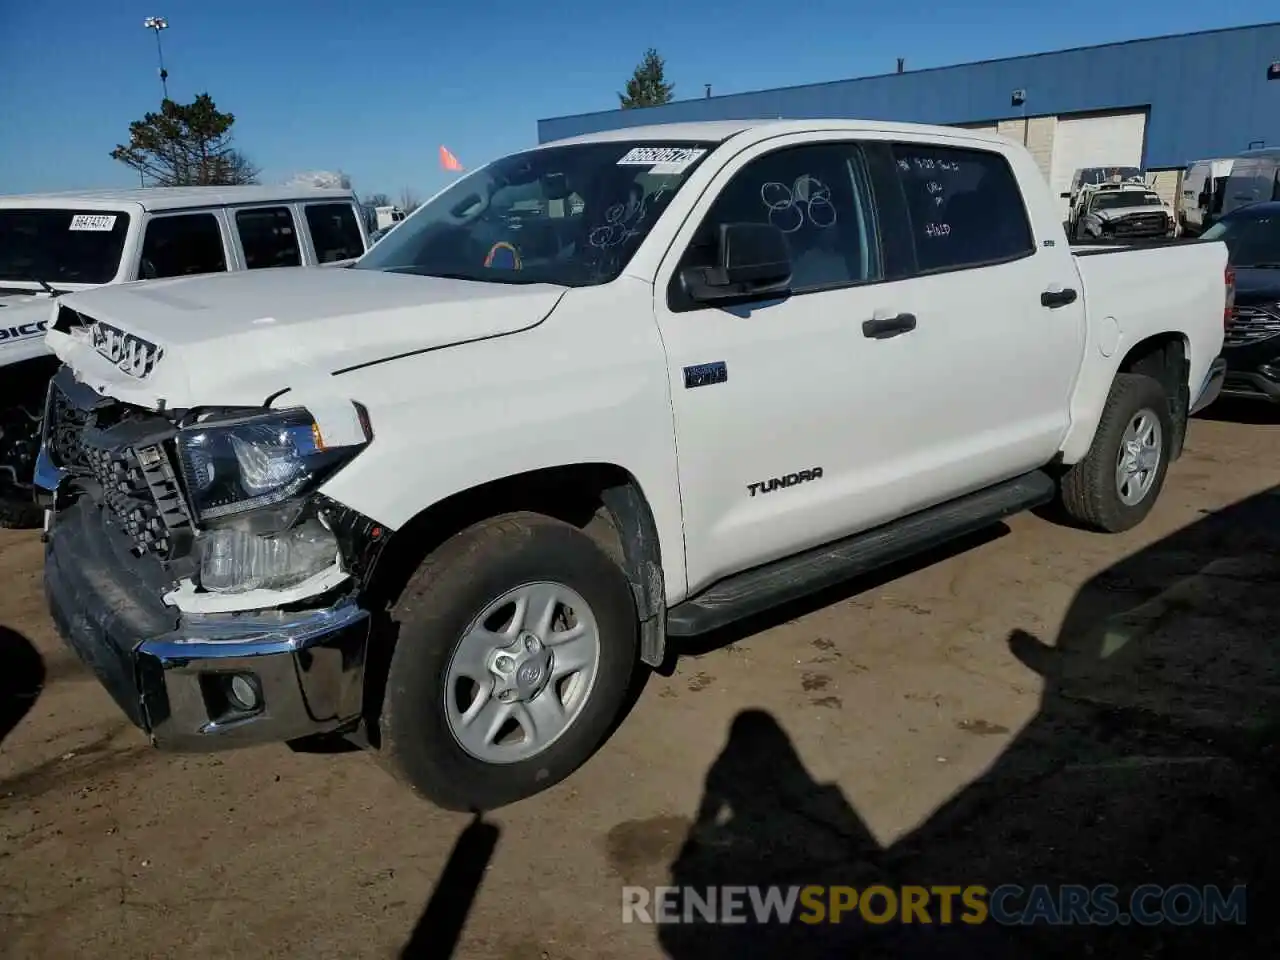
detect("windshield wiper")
[35,278,68,296]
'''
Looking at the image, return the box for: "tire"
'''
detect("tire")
[1060,373,1173,533]
[377,511,638,811]
[0,494,42,530]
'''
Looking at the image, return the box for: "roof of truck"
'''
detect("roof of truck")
[0,185,356,212]
[543,118,1012,148]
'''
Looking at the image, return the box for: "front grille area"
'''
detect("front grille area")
[1226,304,1280,348]
[1109,213,1169,238]
[45,373,194,563]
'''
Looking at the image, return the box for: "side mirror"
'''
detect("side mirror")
[680,222,792,303]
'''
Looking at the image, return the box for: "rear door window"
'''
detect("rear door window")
[140,212,227,279]
[304,202,365,263]
[889,143,1034,273]
[235,206,301,269]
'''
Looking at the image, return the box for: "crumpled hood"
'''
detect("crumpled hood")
[1091,204,1168,222]
[47,266,567,409]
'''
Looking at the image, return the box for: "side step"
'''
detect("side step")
[666,469,1057,637]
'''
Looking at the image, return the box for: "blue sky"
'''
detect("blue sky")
[0,0,1274,201]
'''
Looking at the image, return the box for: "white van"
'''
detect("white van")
[0,185,369,526]
[1180,158,1235,235]
[1219,148,1280,220]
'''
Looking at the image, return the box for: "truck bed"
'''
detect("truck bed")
[1069,236,1212,256]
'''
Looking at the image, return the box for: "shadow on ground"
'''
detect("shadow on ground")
[0,625,45,748]
[401,814,501,960]
[1193,397,1280,425]
[649,484,1280,958]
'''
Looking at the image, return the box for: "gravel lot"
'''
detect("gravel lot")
[3,402,1278,959]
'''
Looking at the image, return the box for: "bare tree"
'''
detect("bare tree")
[365,192,391,208]
[399,188,423,213]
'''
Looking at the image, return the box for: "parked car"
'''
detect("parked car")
[1218,148,1280,221]
[35,119,1229,812]
[1069,182,1175,241]
[1201,201,1280,402]
[1180,157,1235,236]
[0,186,369,527]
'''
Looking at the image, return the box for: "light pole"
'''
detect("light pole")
[143,16,170,101]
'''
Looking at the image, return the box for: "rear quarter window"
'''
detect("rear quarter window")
[889,143,1034,273]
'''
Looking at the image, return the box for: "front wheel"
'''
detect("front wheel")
[1059,373,1173,533]
[377,511,638,810]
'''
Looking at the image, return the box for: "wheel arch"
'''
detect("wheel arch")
[364,462,669,670]
[1116,332,1190,460]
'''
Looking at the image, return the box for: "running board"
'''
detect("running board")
[666,470,1057,637]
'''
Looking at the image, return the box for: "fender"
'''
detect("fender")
[314,279,691,612]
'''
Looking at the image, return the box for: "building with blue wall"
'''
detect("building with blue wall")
[538,23,1280,207]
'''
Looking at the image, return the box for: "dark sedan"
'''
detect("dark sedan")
[1202,202,1280,402]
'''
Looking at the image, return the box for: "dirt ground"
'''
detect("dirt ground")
[3,402,1279,959]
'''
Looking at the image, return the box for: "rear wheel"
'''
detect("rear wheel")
[377,511,638,811]
[1060,373,1172,533]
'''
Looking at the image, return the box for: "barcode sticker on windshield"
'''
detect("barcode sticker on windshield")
[69,214,117,232]
[616,147,706,172]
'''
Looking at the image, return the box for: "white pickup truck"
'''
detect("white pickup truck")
[35,119,1230,812]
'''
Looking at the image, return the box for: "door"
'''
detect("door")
[872,138,1085,497]
[1049,111,1148,220]
[653,135,916,592]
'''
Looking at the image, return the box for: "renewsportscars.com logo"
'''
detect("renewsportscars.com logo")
[622,883,1248,927]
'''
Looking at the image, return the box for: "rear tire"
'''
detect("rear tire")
[377,511,638,811]
[1060,373,1173,533]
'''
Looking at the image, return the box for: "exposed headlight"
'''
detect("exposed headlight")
[198,517,339,594]
[176,406,371,523]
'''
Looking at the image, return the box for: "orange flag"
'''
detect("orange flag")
[439,146,463,172]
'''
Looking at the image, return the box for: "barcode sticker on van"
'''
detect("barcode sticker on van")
[69,214,117,232]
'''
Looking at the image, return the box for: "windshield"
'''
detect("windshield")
[1092,191,1161,211]
[354,141,716,287]
[0,209,131,288]
[1202,211,1280,267]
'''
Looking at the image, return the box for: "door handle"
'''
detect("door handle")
[862,312,917,339]
[1041,287,1078,308]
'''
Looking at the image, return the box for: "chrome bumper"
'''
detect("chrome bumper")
[1189,356,1227,415]
[45,496,369,750]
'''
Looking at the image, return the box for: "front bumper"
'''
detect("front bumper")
[45,497,370,750]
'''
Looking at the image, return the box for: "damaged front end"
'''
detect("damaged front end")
[37,348,388,751]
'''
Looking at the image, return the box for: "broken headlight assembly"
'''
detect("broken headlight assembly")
[176,405,373,594]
